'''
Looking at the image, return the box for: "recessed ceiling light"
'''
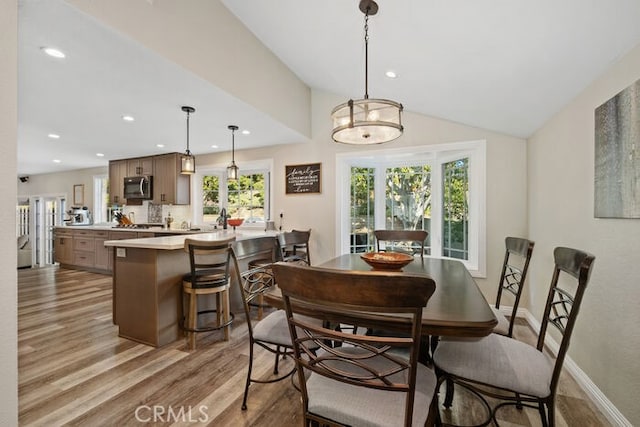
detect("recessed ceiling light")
[122,115,135,122]
[156,144,165,148]
[241,130,251,135]
[53,159,61,163]
[41,47,66,59]
[211,145,219,149]
[48,133,60,139]
[385,70,397,79]
[96,153,105,157]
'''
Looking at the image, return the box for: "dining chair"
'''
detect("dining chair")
[181,236,236,350]
[433,246,595,427]
[230,238,321,411]
[272,262,439,427]
[493,236,535,337]
[374,229,428,258]
[278,229,311,265]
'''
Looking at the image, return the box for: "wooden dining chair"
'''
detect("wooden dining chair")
[493,236,535,337]
[273,262,439,427]
[433,247,595,427]
[374,229,428,258]
[230,238,321,411]
[278,229,311,265]
[181,236,236,350]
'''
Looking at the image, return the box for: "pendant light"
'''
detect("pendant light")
[180,106,196,174]
[331,0,403,145]
[227,125,239,181]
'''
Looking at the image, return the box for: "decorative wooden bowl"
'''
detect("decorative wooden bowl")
[360,252,414,271]
[227,218,244,227]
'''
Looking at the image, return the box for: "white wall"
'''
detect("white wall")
[0,0,18,423]
[18,166,107,212]
[528,43,640,425]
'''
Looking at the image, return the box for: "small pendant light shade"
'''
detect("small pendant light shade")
[180,106,196,174]
[227,125,239,181]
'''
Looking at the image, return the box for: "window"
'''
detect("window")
[194,160,272,227]
[337,141,486,277]
[227,173,267,222]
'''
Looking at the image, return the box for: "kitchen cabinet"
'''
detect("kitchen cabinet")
[94,231,110,271]
[127,157,154,177]
[53,228,74,265]
[153,153,190,205]
[109,159,128,205]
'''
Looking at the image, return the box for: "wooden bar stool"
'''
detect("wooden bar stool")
[182,236,236,350]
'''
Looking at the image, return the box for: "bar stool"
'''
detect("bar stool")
[278,229,311,265]
[245,237,280,320]
[182,236,235,350]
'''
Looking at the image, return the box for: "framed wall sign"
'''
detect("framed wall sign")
[285,163,321,194]
[73,184,84,205]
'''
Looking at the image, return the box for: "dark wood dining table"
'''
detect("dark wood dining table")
[265,254,497,338]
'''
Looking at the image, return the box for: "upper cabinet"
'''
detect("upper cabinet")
[109,153,189,206]
[108,159,128,205]
[127,157,153,176]
[153,153,190,205]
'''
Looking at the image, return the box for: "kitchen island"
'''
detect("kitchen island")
[53,225,212,274]
[104,229,277,347]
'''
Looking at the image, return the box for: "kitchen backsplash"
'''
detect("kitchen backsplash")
[121,201,191,229]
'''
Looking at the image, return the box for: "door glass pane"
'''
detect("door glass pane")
[350,167,375,253]
[384,166,431,254]
[442,158,469,260]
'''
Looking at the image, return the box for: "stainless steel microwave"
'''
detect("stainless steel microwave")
[124,175,153,200]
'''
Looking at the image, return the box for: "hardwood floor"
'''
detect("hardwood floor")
[18,266,610,426]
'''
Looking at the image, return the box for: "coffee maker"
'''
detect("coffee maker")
[65,206,93,226]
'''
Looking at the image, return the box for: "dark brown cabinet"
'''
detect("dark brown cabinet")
[153,153,190,205]
[94,231,110,271]
[53,229,74,265]
[127,157,154,176]
[108,159,128,205]
[109,153,189,206]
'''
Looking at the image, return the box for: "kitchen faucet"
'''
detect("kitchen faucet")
[218,208,228,230]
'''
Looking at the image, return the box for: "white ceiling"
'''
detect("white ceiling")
[18,0,640,176]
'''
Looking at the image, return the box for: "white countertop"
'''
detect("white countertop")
[103,229,279,250]
[56,224,215,235]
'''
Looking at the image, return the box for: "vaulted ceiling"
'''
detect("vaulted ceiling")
[18,0,640,175]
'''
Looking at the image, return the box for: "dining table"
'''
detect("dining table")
[264,253,498,338]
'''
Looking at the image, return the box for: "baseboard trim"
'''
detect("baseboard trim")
[497,306,632,427]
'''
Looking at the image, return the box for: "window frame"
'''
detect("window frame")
[192,159,273,228]
[335,140,486,277]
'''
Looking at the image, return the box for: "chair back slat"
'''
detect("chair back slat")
[374,229,428,258]
[231,237,279,331]
[183,237,235,287]
[495,237,534,337]
[272,262,435,427]
[537,246,595,395]
[278,229,311,264]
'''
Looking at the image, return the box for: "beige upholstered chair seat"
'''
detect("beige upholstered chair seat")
[490,307,511,336]
[307,347,436,427]
[252,310,322,346]
[434,333,554,398]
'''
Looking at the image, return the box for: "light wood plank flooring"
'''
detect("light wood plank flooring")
[18,266,610,426]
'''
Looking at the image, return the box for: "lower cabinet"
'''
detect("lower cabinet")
[53,229,74,265]
[54,228,138,274]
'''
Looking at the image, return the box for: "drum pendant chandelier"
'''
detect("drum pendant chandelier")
[331,0,403,145]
